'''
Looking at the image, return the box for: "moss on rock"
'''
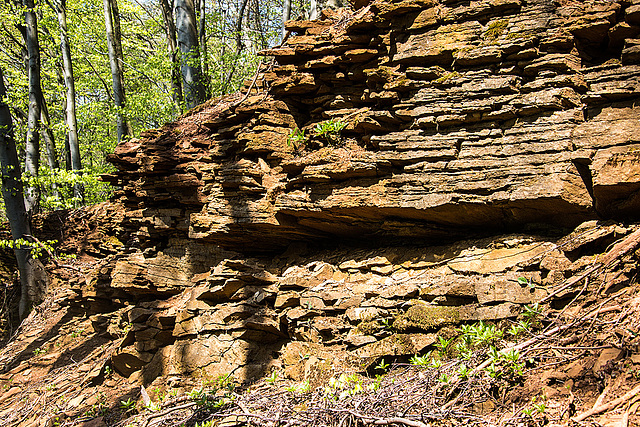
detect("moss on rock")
[393,305,461,331]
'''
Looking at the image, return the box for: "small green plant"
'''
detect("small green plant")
[120,398,136,412]
[368,374,384,391]
[85,402,108,417]
[265,371,278,385]
[409,352,431,367]
[429,358,442,369]
[314,118,346,137]
[375,358,390,372]
[438,373,450,384]
[458,364,469,379]
[32,348,46,356]
[313,118,346,145]
[522,303,541,320]
[104,365,113,378]
[435,336,453,354]
[287,127,307,150]
[286,380,311,394]
[326,374,364,400]
[70,328,84,339]
[484,363,501,379]
[460,321,503,347]
[195,422,214,427]
[533,402,546,414]
[508,320,530,337]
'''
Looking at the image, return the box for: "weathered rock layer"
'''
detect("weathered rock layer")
[107,0,640,252]
[81,0,640,387]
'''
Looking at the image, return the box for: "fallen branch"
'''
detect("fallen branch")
[572,384,640,422]
[371,417,428,427]
[144,402,196,426]
[540,227,640,304]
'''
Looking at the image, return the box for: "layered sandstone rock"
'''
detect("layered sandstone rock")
[95,0,640,385]
[106,0,640,254]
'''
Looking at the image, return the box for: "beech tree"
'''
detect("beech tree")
[103,0,132,143]
[160,0,184,106]
[47,0,83,202]
[0,68,45,320]
[23,0,42,214]
[0,0,290,212]
[175,0,206,109]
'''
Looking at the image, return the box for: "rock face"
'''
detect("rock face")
[45,0,640,391]
[106,0,640,253]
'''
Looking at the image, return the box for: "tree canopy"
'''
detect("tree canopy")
[0,0,315,212]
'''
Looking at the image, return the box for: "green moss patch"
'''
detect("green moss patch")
[393,305,461,331]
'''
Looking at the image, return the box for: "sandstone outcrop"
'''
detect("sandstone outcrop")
[106,0,640,253]
[2,0,640,425]
[96,0,640,386]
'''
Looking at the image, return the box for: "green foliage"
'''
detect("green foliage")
[265,370,278,385]
[120,398,136,412]
[0,0,287,212]
[507,320,530,337]
[287,128,307,150]
[374,358,390,372]
[522,303,541,320]
[313,118,347,145]
[325,374,364,400]
[0,238,57,259]
[435,336,453,354]
[314,118,346,137]
[286,380,310,394]
[409,352,432,367]
[459,321,504,347]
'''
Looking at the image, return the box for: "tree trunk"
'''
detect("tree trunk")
[52,0,83,202]
[282,0,291,41]
[0,68,46,320]
[235,0,249,53]
[160,0,183,106]
[175,0,206,109]
[309,0,317,19]
[24,0,42,214]
[39,100,60,199]
[198,0,210,98]
[104,0,132,144]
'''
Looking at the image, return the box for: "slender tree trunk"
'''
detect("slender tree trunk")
[282,0,291,40]
[198,0,210,98]
[175,0,206,109]
[309,0,317,19]
[235,0,249,53]
[160,0,183,106]
[0,68,46,320]
[51,0,83,202]
[39,100,59,172]
[24,0,42,214]
[104,0,132,144]
[39,100,60,199]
